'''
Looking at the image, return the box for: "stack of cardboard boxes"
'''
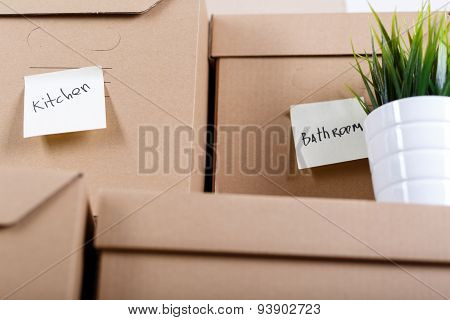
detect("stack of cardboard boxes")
[1,0,449,299]
[0,0,208,299]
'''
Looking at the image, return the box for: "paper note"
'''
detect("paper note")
[24,66,106,138]
[290,98,368,169]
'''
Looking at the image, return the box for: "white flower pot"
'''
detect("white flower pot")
[364,96,450,206]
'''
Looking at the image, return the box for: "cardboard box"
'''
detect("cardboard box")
[0,0,209,214]
[210,13,417,200]
[0,167,92,299]
[96,190,450,299]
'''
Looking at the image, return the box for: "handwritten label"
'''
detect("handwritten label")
[24,66,106,138]
[290,98,368,169]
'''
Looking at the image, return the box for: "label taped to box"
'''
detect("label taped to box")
[290,98,368,169]
[23,66,106,138]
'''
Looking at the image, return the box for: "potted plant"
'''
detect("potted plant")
[351,5,450,206]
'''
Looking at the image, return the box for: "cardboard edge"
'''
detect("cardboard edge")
[211,59,221,193]
[189,0,209,192]
[0,0,165,16]
[0,172,83,227]
[210,12,424,58]
[63,177,90,299]
[135,0,166,15]
[94,190,450,264]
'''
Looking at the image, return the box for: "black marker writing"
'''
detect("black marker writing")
[301,123,363,146]
[32,83,91,113]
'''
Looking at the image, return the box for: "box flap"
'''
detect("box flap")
[0,167,81,227]
[211,13,419,57]
[96,191,450,264]
[0,0,163,15]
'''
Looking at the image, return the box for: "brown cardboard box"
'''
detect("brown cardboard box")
[0,0,209,214]
[210,13,417,200]
[0,167,92,299]
[96,190,450,299]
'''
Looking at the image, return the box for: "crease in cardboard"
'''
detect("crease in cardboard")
[92,33,122,52]
[0,170,82,227]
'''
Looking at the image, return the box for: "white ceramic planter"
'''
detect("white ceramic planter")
[364,96,450,206]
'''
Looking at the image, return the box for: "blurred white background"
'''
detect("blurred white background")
[206,0,449,15]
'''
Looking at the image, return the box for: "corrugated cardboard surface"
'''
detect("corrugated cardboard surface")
[0,167,89,299]
[96,190,450,299]
[0,0,161,14]
[0,0,209,215]
[211,13,418,57]
[99,253,450,299]
[214,56,374,199]
[210,13,421,199]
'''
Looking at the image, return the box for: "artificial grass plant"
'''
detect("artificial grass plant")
[350,4,449,114]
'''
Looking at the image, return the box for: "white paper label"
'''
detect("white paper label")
[290,98,368,169]
[23,66,106,138]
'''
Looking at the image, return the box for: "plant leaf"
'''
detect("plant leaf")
[349,3,449,113]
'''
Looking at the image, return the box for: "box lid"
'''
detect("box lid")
[96,191,450,264]
[0,0,163,15]
[211,13,419,57]
[0,167,81,227]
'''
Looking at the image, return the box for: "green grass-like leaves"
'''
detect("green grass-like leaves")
[351,4,449,114]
